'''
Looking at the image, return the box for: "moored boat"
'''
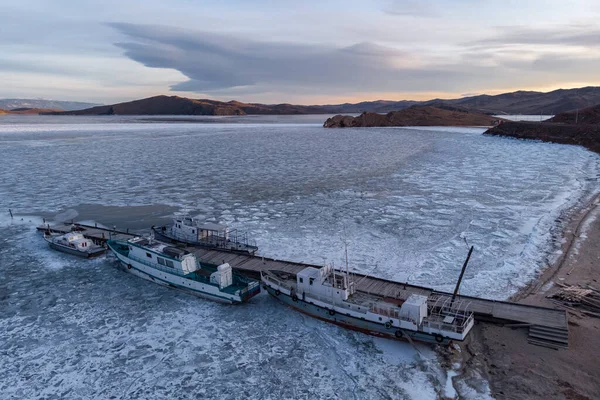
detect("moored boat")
[152,215,258,254]
[43,231,106,258]
[261,265,474,345]
[107,236,260,304]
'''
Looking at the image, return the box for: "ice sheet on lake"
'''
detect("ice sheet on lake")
[1,117,599,398]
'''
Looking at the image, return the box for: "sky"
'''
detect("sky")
[1,0,599,105]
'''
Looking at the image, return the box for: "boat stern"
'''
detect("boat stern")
[240,280,261,302]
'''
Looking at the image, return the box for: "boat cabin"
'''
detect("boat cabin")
[171,216,230,243]
[55,232,94,250]
[126,237,236,289]
[296,264,355,302]
[127,237,198,274]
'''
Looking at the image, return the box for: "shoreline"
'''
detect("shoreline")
[452,190,600,399]
[511,191,600,303]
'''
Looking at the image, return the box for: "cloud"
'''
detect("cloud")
[109,22,485,96]
[466,25,600,48]
[460,92,482,97]
[107,22,600,101]
[383,0,441,17]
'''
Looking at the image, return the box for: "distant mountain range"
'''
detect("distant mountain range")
[0,99,101,111]
[8,86,600,116]
[424,86,600,115]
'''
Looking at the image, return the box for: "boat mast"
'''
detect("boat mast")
[332,261,336,288]
[452,246,474,302]
[345,242,350,289]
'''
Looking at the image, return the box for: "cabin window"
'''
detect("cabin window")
[165,260,174,268]
[157,257,165,266]
[146,252,152,258]
[299,277,303,283]
[309,278,314,286]
[192,229,195,234]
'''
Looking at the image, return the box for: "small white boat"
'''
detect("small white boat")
[43,232,106,258]
[152,215,258,254]
[107,236,260,304]
[261,264,475,345]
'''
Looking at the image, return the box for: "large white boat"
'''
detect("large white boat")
[261,264,474,345]
[107,237,260,304]
[152,215,258,254]
[43,231,106,258]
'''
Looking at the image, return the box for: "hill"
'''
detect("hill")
[317,86,600,115]
[47,96,341,116]
[321,100,421,114]
[432,87,600,115]
[225,100,336,115]
[323,105,503,128]
[50,96,248,116]
[548,104,600,124]
[0,99,100,111]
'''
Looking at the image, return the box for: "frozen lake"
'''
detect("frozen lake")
[1,115,598,398]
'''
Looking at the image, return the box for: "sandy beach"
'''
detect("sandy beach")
[456,192,600,399]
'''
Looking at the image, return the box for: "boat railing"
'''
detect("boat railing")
[262,271,295,291]
[369,303,422,325]
[171,228,258,251]
[422,315,473,334]
[423,311,474,334]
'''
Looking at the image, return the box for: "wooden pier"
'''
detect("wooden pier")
[38,221,569,348]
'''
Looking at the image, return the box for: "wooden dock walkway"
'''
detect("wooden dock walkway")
[187,247,568,329]
[37,221,136,243]
[37,221,569,344]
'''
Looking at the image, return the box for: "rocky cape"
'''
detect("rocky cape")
[0,107,62,115]
[323,105,503,128]
[484,104,600,155]
[0,99,100,111]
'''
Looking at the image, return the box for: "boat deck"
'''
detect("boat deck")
[37,222,569,336]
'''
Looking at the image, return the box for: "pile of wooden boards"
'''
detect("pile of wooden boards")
[548,283,600,318]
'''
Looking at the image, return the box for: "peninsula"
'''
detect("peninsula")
[484,104,600,154]
[323,105,503,127]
